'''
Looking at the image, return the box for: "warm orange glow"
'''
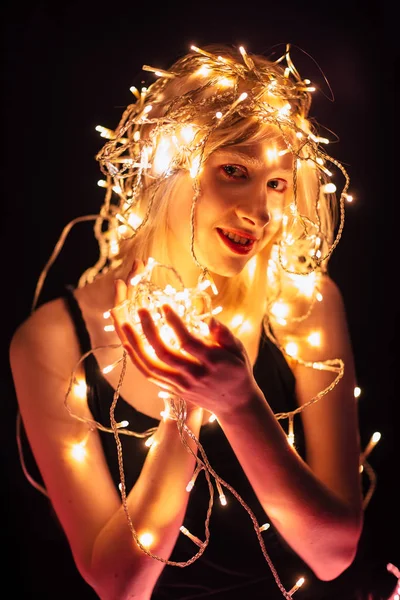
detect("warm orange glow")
[138,532,154,548]
[288,576,305,595]
[307,331,321,347]
[70,441,87,462]
[285,341,298,357]
[73,380,87,399]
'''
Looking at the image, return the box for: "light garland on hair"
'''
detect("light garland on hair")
[83,43,353,287]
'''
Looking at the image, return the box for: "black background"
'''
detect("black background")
[2,0,398,597]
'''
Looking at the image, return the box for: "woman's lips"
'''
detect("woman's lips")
[216,228,255,255]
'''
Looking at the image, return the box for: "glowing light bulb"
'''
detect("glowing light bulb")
[102,357,124,375]
[153,135,174,175]
[197,65,211,77]
[138,532,154,548]
[130,86,140,98]
[246,255,257,280]
[240,320,253,333]
[228,315,243,329]
[73,380,87,399]
[216,480,227,506]
[95,125,115,139]
[289,271,316,297]
[322,183,336,194]
[180,125,195,144]
[186,480,195,492]
[271,300,289,321]
[285,341,298,357]
[219,76,234,87]
[266,147,279,163]
[287,414,295,447]
[278,103,291,118]
[287,432,295,446]
[190,154,201,178]
[127,212,143,229]
[307,331,321,347]
[354,386,361,398]
[259,522,270,532]
[180,526,203,547]
[288,577,305,595]
[362,432,381,460]
[70,441,87,462]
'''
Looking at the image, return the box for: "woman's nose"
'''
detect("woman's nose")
[236,189,271,228]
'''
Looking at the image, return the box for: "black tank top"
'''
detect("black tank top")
[61,286,372,599]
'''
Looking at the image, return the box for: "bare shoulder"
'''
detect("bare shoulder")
[317,272,346,309]
[289,272,351,347]
[9,296,81,383]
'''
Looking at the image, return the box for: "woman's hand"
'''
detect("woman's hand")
[110,261,260,418]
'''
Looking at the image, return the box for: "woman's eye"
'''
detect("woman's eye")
[267,178,287,192]
[221,164,248,179]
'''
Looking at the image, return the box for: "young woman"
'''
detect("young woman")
[9,43,365,599]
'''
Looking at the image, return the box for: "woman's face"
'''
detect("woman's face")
[166,137,294,284]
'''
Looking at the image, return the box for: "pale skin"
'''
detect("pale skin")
[9,138,363,599]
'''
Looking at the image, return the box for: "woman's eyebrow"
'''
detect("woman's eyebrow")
[215,149,292,173]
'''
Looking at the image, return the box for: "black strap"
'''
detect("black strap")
[63,284,92,355]
[62,285,100,406]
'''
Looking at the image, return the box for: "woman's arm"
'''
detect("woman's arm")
[9,298,204,600]
[216,275,363,580]
[117,274,363,582]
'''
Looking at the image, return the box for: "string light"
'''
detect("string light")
[138,531,154,548]
[72,378,87,399]
[180,526,204,548]
[288,577,305,595]
[361,432,382,462]
[216,479,227,506]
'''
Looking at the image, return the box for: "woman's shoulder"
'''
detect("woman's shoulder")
[272,272,346,338]
[11,296,72,342]
[9,295,80,376]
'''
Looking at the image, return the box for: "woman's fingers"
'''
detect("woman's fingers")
[114,278,127,305]
[161,305,214,359]
[162,305,244,362]
[127,258,145,284]
[136,309,208,378]
[122,322,190,390]
[208,317,245,356]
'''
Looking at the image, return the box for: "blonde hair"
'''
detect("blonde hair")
[79,43,349,333]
